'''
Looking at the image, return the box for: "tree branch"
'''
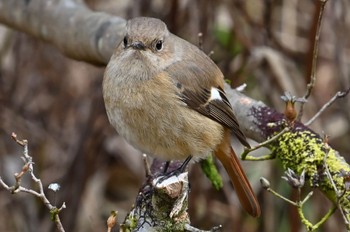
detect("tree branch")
[0,0,125,65]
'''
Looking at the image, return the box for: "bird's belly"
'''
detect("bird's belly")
[107,97,224,161]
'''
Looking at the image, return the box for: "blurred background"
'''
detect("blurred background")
[1,0,350,231]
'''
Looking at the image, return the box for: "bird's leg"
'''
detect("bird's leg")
[163,161,170,174]
[156,156,193,185]
[164,156,192,175]
[178,156,192,173]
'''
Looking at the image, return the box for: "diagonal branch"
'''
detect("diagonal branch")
[297,0,328,121]
[0,0,125,65]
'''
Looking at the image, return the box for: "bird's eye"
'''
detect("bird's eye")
[123,36,128,47]
[155,40,163,51]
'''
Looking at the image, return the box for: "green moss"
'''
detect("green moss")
[269,130,350,218]
[200,155,223,190]
[122,211,138,231]
[49,207,59,222]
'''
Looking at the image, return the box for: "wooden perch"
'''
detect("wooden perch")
[120,158,222,232]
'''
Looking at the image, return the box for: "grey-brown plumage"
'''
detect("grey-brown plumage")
[103,17,260,217]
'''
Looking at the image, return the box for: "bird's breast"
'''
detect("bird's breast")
[103,71,224,161]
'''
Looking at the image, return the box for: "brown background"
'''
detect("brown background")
[1,0,350,231]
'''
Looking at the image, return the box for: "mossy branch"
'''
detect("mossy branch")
[243,104,350,229]
[120,157,221,232]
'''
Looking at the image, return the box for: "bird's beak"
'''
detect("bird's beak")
[130,41,146,50]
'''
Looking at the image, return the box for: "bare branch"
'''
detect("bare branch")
[0,0,125,65]
[1,133,66,232]
[298,0,328,120]
[306,88,350,126]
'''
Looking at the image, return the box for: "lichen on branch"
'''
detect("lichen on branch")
[251,105,350,224]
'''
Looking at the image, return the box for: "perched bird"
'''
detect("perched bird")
[103,17,260,217]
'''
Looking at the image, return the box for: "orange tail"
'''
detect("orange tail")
[215,143,261,217]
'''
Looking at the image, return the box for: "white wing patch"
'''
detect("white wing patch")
[209,87,222,101]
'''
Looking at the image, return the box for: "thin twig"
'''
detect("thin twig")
[323,145,340,196]
[1,133,66,232]
[306,88,350,126]
[312,205,337,230]
[322,141,349,226]
[242,126,289,160]
[197,32,214,57]
[107,211,118,232]
[0,177,10,189]
[142,154,151,177]
[300,191,314,205]
[197,32,203,51]
[297,0,328,121]
[266,187,298,206]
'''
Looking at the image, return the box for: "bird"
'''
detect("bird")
[102,17,260,217]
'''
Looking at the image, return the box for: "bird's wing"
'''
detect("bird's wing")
[164,45,250,148]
